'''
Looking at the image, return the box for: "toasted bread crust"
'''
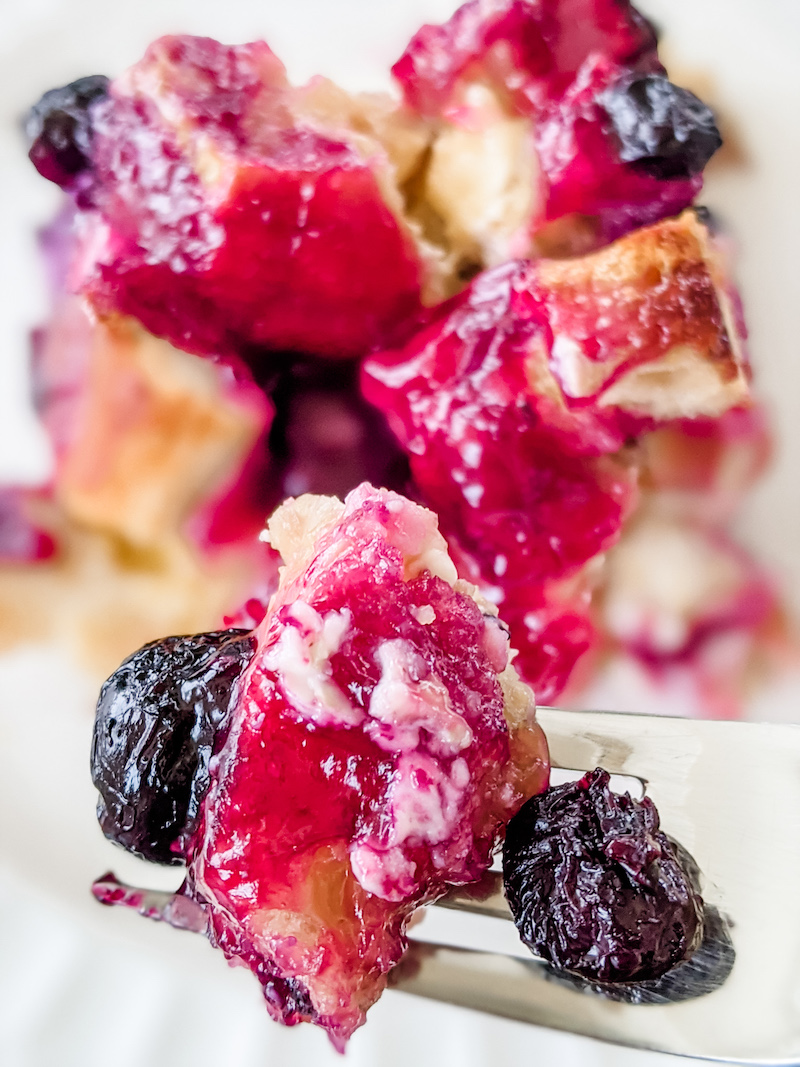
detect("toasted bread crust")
[535,211,748,419]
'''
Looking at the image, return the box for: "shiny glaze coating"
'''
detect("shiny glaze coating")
[57,38,428,360]
[186,486,548,1044]
[393,0,708,245]
[363,211,748,700]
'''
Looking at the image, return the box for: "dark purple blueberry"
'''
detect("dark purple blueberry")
[503,768,704,983]
[601,74,722,179]
[91,629,256,865]
[26,75,109,189]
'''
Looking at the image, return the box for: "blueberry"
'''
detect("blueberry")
[503,768,704,982]
[91,629,256,865]
[601,73,722,180]
[26,75,110,188]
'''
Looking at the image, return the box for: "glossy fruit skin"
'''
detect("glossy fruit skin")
[91,629,256,864]
[26,75,109,196]
[601,74,722,179]
[503,768,704,982]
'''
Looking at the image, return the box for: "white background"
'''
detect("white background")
[0,2,798,1065]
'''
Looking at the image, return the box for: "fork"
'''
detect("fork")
[395,707,800,1065]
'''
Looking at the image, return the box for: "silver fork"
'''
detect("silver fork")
[395,707,800,1065]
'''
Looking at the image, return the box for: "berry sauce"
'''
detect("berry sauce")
[392,0,715,245]
[93,486,549,1046]
[52,37,427,361]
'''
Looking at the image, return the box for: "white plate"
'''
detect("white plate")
[1,2,798,1065]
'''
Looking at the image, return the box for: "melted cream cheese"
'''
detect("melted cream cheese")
[367,638,473,755]
[263,601,361,726]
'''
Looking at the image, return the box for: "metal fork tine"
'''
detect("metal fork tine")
[390,708,800,1064]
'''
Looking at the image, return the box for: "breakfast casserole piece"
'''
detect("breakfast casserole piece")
[10,0,785,714]
[92,485,549,1046]
[393,0,721,264]
[27,38,440,360]
[596,509,782,718]
[0,217,278,670]
[26,0,721,364]
[363,209,750,699]
[591,406,787,718]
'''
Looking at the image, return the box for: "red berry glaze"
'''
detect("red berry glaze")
[94,486,548,1046]
[393,0,716,250]
[363,213,749,698]
[497,581,597,705]
[188,487,548,1043]
[393,0,659,114]
[363,259,636,694]
[74,37,432,360]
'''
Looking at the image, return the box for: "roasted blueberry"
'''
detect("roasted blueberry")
[602,74,722,179]
[91,629,256,864]
[503,768,704,983]
[26,75,109,189]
